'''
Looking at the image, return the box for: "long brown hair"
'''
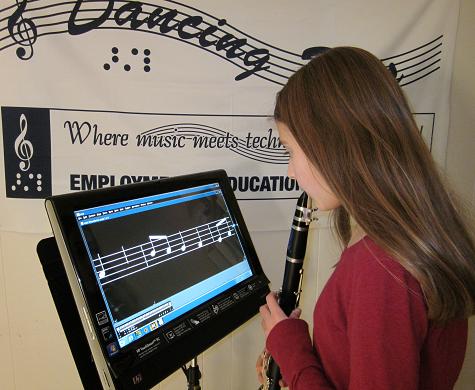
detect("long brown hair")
[274,46,475,323]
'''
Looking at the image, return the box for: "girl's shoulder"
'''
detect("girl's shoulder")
[336,236,424,298]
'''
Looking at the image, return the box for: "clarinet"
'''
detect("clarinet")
[260,192,315,390]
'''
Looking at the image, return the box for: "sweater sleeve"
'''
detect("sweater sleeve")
[346,257,428,389]
[266,318,334,389]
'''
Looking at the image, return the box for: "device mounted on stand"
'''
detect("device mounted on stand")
[42,170,270,389]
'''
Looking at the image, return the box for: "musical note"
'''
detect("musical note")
[97,254,106,279]
[301,46,330,60]
[95,217,237,286]
[388,63,405,82]
[196,228,203,248]
[8,0,38,60]
[14,114,33,172]
[149,237,157,257]
[179,231,186,251]
[216,218,227,242]
[227,222,236,237]
[149,235,171,257]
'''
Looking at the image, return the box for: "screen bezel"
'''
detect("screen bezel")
[46,169,269,388]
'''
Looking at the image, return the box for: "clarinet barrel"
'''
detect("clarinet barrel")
[265,192,313,390]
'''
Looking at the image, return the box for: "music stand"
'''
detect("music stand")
[37,237,103,389]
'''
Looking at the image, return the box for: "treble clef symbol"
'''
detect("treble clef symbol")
[7,0,38,60]
[14,114,34,172]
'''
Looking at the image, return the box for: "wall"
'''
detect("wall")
[448,0,475,388]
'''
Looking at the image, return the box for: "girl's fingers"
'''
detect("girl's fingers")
[289,307,302,319]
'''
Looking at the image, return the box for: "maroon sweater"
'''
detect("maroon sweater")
[267,237,468,389]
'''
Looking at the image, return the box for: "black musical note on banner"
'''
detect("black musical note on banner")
[7,0,38,60]
[14,114,33,171]
[388,63,405,83]
[301,46,330,60]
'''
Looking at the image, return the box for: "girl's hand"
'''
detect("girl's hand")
[258,292,302,388]
[259,292,302,338]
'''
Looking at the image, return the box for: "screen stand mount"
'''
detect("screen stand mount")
[183,357,201,390]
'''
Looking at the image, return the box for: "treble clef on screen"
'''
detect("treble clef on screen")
[7,0,38,60]
[14,114,34,171]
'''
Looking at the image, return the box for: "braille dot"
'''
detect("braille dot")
[124,64,131,71]
[11,185,16,191]
[112,47,119,54]
[24,186,29,191]
[144,66,150,72]
[104,63,111,70]
[37,174,42,179]
[144,57,150,64]
[37,186,42,192]
[132,48,138,55]
[16,180,21,185]
[29,173,34,179]
[16,173,21,179]
[112,56,119,63]
[144,49,151,56]
[37,180,42,185]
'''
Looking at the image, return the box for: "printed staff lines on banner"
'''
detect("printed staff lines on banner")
[0,0,443,87]
[381,35,443,87]
[93,217,236,286]
[137,123,289,164]
[0,0,302,84]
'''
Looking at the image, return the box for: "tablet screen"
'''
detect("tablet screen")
[74,183,253,349]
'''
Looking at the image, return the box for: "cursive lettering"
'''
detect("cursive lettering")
[68,0,114,36]
[65,120,92,144]
[67,0,270,81]
[65,120,128,146]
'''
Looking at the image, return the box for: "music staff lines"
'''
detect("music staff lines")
[0,1,301,83]
[383,35,443,86]
[1,0,444,87]
[93,217,236,286]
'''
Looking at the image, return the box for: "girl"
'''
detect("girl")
[258,47,475,389]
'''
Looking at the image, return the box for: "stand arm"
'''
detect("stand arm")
[182,357,201,390]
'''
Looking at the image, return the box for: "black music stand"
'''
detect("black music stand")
[37,237,103,389]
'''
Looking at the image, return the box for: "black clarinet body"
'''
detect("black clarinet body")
[264,192,314,390]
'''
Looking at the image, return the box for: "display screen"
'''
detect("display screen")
[74,183,253,349]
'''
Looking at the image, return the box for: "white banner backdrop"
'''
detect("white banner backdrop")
[0,0,459,233]
[0,1,465,389]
